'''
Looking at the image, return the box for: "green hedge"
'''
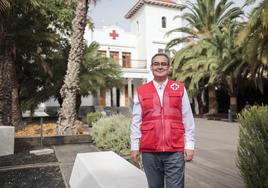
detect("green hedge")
[91,114,131,156]
[86,111,103,125]
[237,106,268,188]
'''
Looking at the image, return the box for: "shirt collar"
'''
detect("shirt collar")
[153,79,168,90]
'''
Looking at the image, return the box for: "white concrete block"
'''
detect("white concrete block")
[0,126,15,156]
[69,151,148,188]
[30,148,54,156]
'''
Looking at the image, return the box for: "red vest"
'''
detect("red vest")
[137,80,185,152]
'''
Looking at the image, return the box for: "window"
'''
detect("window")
[122,52,131,68]
[158,49,170,56]
[161,16,166,28]
[136,20,139,32]
[158,49,164,53]
[97,50,106,57]
[100,89,106,106]
[110,51,119,64]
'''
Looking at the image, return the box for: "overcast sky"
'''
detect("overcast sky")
[89,0,257,31]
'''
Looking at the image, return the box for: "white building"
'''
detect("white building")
[46,0,184,113]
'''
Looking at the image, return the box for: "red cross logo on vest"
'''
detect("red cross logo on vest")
[109,30,119,40]
[170,83,180,90]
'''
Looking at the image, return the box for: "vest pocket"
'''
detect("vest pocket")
[141,94,153,109]
[169,92,182,108]
[140,123,156,150]
[170,122,184,148]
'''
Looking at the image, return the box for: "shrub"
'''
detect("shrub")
[86,111,103,125]
[91,114,131,155]
[237,106,268,187]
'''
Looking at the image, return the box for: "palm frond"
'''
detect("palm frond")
[0,0,10,16]
[79,41,122,95]
[166,37,191,49]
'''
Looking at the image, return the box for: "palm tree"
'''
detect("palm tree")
[205,23,244,113]
[58,0,96,135]
[167,0,243,115]
[171,40,218,115]
[77,41,122,115]
[1,0,73,127]
[0,0,76,127]
[167,0,242,48]
[237,0,268,91]
[0,0,12,126]
[175,21,246,113]
[9,0,58,126]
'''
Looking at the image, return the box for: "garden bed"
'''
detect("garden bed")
[16,122,89,137]
[15,122,92,151]
[0,148,65,188]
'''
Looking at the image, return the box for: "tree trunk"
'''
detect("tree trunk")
[0,55,12,126]
[57,0,89,135]
[94,90,100,106]
[230,96,237,114]
[76,93,81,117]
[11,63,22,127]
[57,95,63,107]
[193,97,199,115]
[0,10,13,126]
[208,86,218,115]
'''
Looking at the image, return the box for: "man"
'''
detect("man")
[130,53,195,188]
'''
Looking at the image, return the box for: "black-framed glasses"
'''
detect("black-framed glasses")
[152,62,169,67]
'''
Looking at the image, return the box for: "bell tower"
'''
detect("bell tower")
[125,0,185,80]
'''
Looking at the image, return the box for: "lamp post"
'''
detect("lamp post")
[40,115,44,148]
[36,103,48,148]
[27,103,54,156]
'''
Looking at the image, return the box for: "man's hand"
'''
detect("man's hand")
[131,150,140,164]
[184,149,194,161]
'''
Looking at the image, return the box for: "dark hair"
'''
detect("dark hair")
[151,53,170,65]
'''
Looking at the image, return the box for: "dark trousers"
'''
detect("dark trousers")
[142,152,185,188]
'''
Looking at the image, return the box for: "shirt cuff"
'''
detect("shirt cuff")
[131,139,140,151]
[185,141,195,150]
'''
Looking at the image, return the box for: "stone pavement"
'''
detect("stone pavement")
[54,118,244,188]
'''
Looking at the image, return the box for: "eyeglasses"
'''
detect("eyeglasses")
[152,62,169,67]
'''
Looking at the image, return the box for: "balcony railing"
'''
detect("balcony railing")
[121,59,147,69]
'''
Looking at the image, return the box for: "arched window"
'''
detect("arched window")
[161,16,166,28]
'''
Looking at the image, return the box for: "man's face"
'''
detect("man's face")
[151,55,169,80]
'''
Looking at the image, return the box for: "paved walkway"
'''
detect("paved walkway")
[54,118,244,188]
[185,118,243,188]
[54,144,100,187]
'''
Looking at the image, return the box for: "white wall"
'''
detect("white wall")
[85,26,136,48]
[45,95,94,107]
[130,6,147,62]
[144,4,183,56]
[45,97,59,107]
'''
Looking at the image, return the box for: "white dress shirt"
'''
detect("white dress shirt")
[130,80,195,151]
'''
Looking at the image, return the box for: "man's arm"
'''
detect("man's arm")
[130,96,142,163]
[182,87,195,161]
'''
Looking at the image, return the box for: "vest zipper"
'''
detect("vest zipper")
[161,106,164,151]
[161,82,167,152]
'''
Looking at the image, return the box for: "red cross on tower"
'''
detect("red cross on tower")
[109,30,119,40]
